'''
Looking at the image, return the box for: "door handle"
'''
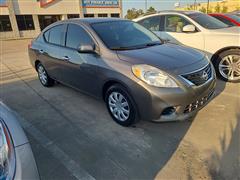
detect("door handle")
[38,49,44,54]
[62,56,70,61]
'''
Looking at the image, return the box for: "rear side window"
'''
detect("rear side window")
[66,24,93,49]
[138,16,160,31]
[48,25,65,45]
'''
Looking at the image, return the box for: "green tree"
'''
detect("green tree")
[222,6,228,13]
[125,8,144,20]
[214,3,221,12]
[199,6,207,13]
[146,6,157,14]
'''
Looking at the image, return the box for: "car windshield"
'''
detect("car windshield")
[187,13,230,29]
[91,21,162,50]
[226,14,240,23]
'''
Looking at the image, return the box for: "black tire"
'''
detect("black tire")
[105,84,138,127]
[212,49,240,83]
[36,63,55,87]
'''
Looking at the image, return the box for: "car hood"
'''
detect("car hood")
[117,43,206,72]
[209,26,240,35]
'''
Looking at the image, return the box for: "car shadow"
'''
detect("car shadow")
[0,78,194,179]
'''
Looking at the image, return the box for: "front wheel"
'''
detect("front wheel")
[105,84,138,127]
[213,49,240,83]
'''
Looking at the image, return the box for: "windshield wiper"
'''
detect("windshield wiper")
[111,46,145,50]
[144,42,162,47]
[111,42,162,51]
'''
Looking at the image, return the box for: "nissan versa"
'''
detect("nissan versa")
[28,18,216,126]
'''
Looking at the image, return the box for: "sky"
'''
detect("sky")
[122,0,219,15]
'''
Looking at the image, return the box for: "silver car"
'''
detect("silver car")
[0,102,39,180]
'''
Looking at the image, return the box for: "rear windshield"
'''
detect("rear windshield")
[187,13,230,29]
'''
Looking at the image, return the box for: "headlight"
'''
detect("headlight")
[0,120,15,180]
[132,64,178,88]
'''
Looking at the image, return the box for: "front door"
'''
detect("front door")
[60,23,101,96]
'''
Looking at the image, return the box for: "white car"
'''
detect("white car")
[134,11,240,82]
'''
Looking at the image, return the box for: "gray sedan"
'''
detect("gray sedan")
[0,102,39,180]
[28,18,216,126]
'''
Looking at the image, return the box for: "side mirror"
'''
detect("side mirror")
[182,24,196,33]
[78,44,96,53]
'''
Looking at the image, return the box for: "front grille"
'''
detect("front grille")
[184,90,214,113]
[182,64,212,86]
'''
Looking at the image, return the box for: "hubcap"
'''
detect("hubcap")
[219,55,240,81]
[38,65,48,85]
[108,92,130,122]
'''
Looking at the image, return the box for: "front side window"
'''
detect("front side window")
[0,15,12,32]
[66,24,93,49]
[16,15,35,31]
[48,25,65,45]
[187,13,229,29]
[138,16,160,31]
[91,21,161,50]
[164,15,191,33]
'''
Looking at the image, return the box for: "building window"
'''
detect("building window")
[0,15,12,32]
[111,13,120,18]
[84,14,94,18]
[67,14,80,19]
[16,15,35,31]
[98,14,108,18]
[38,15,61,30]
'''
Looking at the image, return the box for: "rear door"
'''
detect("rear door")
[60,23,101,95]
[160,14,205,50]
[41,24,67,81]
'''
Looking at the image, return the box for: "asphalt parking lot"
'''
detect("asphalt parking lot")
[0,39,239,180]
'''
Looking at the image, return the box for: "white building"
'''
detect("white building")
[0,0,122,39]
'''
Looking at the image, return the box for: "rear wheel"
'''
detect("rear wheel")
[105,84,137,126]
[213,49,240,82]
[37,63,55,87]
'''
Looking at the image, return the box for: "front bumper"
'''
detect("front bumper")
[130,69,216,122]
[14,143,39,180]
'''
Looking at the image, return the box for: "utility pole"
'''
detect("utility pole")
[207,0,210,13]
[145,0,147,13]
[194,0,197,10]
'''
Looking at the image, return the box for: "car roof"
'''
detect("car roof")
[134,10,201,21]
[62,18,128,25]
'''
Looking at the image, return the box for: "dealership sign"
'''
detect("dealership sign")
[82,0,119,8]
[39,0,56,7]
